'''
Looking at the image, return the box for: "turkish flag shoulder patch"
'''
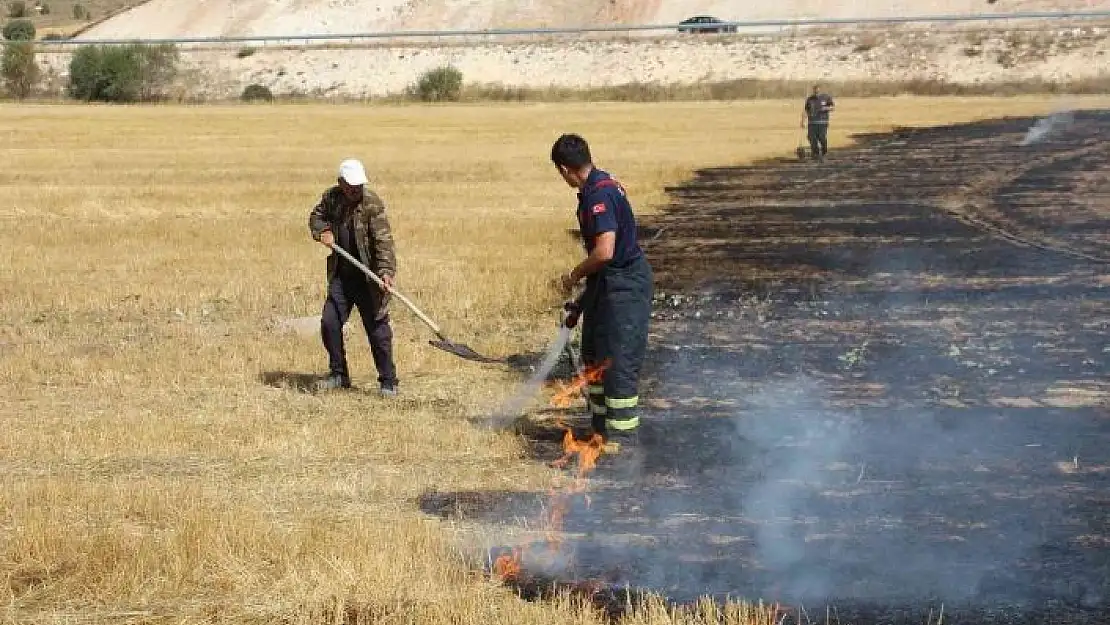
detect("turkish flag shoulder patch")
[591,203,607,215]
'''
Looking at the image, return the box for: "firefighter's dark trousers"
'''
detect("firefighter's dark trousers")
[321,274,398,387]
[580,255,654,437]
[807,121,829,158]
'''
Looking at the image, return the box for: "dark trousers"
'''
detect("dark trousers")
[321,274,397,386]
[807,122,829,157]
[580,255,654,437]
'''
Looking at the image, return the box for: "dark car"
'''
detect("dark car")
[677,15,737,34]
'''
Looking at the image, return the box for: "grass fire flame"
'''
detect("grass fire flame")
[549,359,609,409]
[492,362,611,582]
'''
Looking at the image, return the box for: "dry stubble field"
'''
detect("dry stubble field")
[1,96,1108,624]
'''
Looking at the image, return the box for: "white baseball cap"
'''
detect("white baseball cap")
[338,158,368,186]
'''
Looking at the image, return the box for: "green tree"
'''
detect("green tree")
[72,4,87,20]
[3,18,35,41]
[410,65,463,102]
[67,43,179,103]
[2,41,40,99]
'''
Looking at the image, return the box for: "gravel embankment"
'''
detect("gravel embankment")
[36,26,1110,99]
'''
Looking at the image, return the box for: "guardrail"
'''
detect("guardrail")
[38,9,1110,47]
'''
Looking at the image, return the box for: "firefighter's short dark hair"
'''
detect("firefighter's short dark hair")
[550,133,592,169]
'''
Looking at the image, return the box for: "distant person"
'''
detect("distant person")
[308,159,400,396]
[802,84,835,161]
[551,133,654,447]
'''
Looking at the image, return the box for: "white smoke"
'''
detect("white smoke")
[487,325,574,428]
[738,375,854,600]
[1019,109,1075,146]
[566,355,1049,606]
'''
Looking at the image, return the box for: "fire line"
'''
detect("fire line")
[493,362,611,582]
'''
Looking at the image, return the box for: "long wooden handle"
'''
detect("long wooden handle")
[329,244,443,336]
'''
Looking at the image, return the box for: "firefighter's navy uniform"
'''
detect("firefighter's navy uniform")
[575,168,654,440]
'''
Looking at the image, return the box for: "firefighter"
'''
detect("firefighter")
[552,133,654,444]
[308,158,399,396]
[802,84,835,161]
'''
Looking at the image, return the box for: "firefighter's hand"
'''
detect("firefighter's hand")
[319,231,335,248]
[381,274,394,291]
[559,272,578,293]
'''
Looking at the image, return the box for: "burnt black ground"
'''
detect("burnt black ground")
[423,111,1110,623]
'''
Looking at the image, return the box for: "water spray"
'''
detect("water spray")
[489,289,586,426]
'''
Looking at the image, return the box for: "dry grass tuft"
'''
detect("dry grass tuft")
[2,96,1109,623]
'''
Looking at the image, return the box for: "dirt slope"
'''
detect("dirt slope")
[80,0,1105,39]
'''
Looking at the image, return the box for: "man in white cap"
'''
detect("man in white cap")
[308,159,399,395]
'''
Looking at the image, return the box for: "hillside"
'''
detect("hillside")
[78,0,1107,40]
[45,0,1107,101]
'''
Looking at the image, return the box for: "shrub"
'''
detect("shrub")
[72,3,86,19]
[240,83,273,102]
[2,40,39,98]
[41,32,66,40]
[67,43,180,103]
[3,18,35,41]
[39,3,49,15]
[8,1,25,18]
[236,46,255,58]
[410,65,463,102]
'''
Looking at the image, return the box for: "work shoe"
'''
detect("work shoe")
[315,374,351,391]
[379,383,398,398]
[601,416,640,453]
[602,430,641,455]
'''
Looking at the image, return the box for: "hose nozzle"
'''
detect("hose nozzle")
[561,300,582,329]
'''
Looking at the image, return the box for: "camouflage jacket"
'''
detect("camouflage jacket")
[308,185,397,281]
